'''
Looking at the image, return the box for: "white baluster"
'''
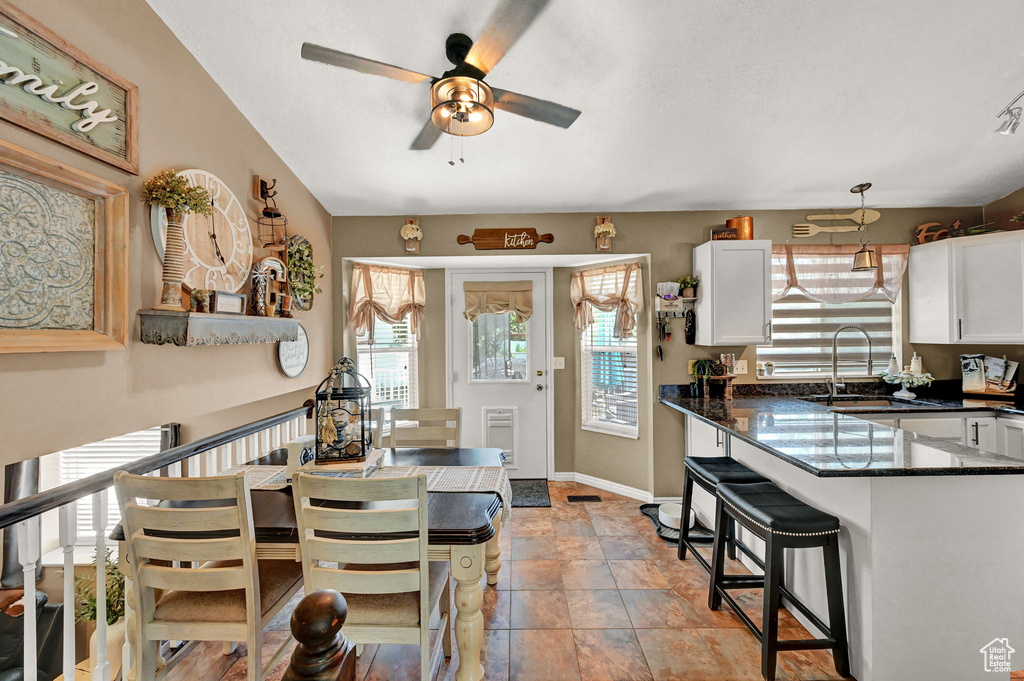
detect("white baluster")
[59,503,78,681]
[260,429,270,460]
[299,416,307,436]
[249,433,259,463]
[273,424,283,450]
[17,516,40,681]
[186,453,200,478]
[233,438,245,466]
[168,460,182,478]
[92,490,110,681]
[219,444,231,473]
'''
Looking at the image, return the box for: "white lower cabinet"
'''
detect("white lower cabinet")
[997,416,1024,460]
[683,415,727,526]
[862,413,998,451]
[896,416,965,442]
[965,417,997,451]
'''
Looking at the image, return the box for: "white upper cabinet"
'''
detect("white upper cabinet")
[909,231,1024,344]
[693,240,772,346]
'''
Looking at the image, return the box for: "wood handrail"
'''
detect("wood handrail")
[0,406,309,531]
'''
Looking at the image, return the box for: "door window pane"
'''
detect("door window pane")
[471,312,527,381]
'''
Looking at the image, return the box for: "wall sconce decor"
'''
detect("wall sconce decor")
[595,216,615,251]
[253,175,289,250]
[400,218,423,253]
[996,89,1024,135]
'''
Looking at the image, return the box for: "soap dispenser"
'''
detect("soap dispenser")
[885,356,899,375]
[910,352,923,375]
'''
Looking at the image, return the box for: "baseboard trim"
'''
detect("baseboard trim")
[553,472,653,503]
[653,496,683,504]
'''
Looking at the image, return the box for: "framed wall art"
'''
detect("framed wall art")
[0,138,129,353]
[0,1,139,173]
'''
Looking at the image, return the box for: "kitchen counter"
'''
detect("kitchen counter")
[659,385,1024,680]
[658,390,1024,476]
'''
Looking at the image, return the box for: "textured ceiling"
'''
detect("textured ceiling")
[147,0,1024,216]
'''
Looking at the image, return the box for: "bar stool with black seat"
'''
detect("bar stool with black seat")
[708,481,851,681]
[677,456,769,570]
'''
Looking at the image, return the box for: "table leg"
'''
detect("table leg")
[450,544,485,681]
[485,517,502,586]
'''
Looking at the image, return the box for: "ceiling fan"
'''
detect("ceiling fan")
[300,0,581,150]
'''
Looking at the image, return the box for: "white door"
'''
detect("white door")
[449,270,550,479]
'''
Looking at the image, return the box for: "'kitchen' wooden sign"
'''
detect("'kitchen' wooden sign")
[457,228,555,250]
[0,1,139,173]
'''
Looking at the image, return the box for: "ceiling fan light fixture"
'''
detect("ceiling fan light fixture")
[430,76,493,137]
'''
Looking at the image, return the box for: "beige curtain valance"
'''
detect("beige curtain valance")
[570,262,644,337]
[349,263,425,341]
[771,244,910,303]
[463,280,534,321]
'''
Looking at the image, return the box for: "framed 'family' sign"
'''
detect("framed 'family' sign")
[0,1,139,173]
[457,228,555,250]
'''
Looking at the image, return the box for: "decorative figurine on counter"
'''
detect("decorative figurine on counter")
[189,288,211,313]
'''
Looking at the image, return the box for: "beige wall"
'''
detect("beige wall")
[335,204,994,497]
[0,0,333,464]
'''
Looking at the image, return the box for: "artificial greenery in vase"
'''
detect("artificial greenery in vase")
[141,170,214,310]
[676,276,699,298]
[74,549,125,625]
[287,238,324,304]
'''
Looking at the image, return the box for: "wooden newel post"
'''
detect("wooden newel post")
[282,590,356,681]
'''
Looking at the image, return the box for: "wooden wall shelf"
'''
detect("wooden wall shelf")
[139,310,298,347]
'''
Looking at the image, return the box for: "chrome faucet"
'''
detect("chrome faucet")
[827,326,873,404]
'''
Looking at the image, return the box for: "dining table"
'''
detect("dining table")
[112,447,506,681]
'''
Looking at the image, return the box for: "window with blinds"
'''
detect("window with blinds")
[581,308,639,438]
[757,292,895,377]
[58,426,164,544]
[357,317,419,417]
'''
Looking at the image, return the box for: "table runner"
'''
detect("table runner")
[223,463,512,522]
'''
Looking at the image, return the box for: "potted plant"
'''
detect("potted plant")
[677,276,699,298]
[141,170,213,311]
[287,237,324,310]
[594,217,616,251]
[75,550,126,679]
[692,358,723,397]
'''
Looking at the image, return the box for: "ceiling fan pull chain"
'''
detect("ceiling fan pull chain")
[460,131,465,164]
[449,131,455,166]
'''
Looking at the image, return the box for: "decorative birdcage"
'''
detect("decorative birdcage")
[313,357,372,463]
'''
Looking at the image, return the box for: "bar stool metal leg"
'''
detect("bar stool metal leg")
[761,536,784,681]
[823,535,851,678]
[677,468,695,561]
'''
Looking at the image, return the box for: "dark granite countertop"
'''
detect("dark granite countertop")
[658,386,1024,477]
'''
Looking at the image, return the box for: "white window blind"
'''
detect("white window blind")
[357,317,419,415]
[581,308,639,438]
[58,426,164,544]
[757,292,895,377]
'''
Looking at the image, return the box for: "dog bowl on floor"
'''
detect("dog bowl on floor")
[658,502,694,530]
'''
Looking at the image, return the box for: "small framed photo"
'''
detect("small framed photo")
[210,291,246,315]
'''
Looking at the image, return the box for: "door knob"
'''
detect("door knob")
[536,384,544,391]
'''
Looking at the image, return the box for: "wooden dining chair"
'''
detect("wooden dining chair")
[389,408,462,448]
[114,471,303,681]
[369,407,385,448]
[292,473,451,681]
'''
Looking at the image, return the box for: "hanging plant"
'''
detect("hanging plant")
[287,237,324,302]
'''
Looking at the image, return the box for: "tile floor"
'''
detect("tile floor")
[171,481,854,681]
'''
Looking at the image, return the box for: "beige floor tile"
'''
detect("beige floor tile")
[619,590,694,629]
[557,536,606,560]
[573,629,654,681]
[599,534,653,560]
[697,628,799,681]
[510,590,572,629]
[510,629,581,681]
[608,560,670,590]
[513,536,555,560]
[634,629,723,681]
[511,559,564,590]
[565,589,633,629]
[560,559,618,590]
[592,515,642,537]
[483,588,511,629]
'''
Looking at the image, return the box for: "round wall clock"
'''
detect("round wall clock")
[150,169,254,292]
[278,324,309,378]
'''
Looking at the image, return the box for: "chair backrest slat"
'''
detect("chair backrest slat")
[132,534,244,563]
[139,563,248,592]
[125,505,241,533]
[390,408,461,449]
[297,475,420,502]
[306,536,420,564]
[309,566,419,594]
[302,506,419,534]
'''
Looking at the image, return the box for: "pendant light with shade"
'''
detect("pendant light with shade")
[850,182,878,271]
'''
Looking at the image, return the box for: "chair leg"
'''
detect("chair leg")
[707,497,728,611]
[823,535,852,678]
[441,577,453,658]
[726,515,738,560]
[222,641,237,655]
[761,537,783,681]
[420,626,432,681]
[137,637,160,681]
[247,628,262,681]
[677,471,695,560]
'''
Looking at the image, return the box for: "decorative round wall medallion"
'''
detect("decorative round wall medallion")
[278,324,309,378]
[149,169,254,292]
